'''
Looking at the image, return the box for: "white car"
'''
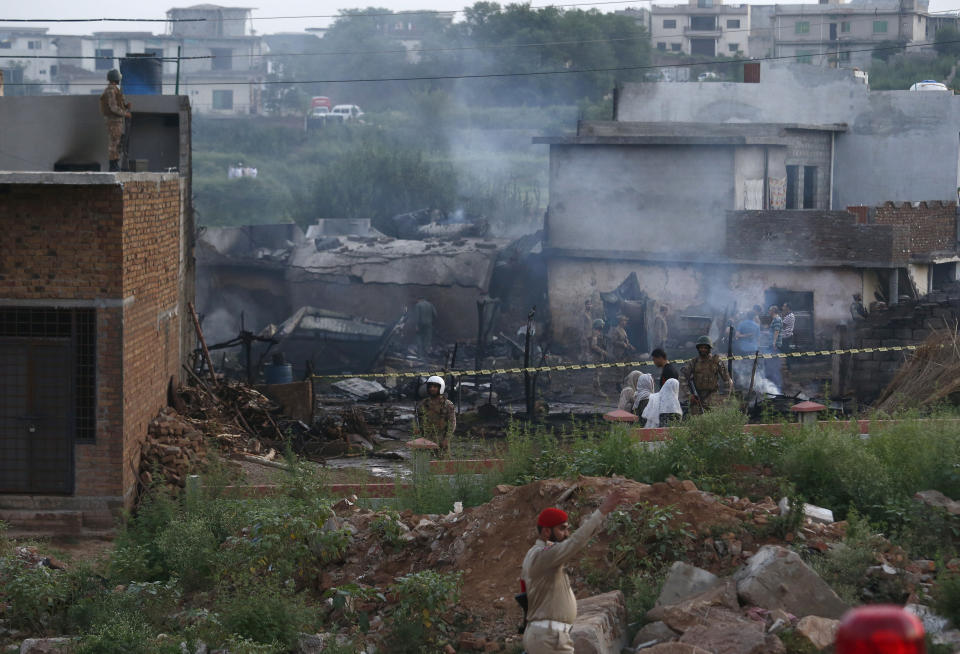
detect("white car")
[329,104,364,122]
[909,80,950,91]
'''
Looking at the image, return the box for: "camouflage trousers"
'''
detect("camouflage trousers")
[106,119,124,160]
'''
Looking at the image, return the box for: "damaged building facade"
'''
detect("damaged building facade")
[539,63,960,348]
[0,96,193,532]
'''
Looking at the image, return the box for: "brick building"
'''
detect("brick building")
[0,95,192,534]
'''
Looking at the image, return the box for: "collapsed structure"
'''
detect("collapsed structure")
[538,63,960,350]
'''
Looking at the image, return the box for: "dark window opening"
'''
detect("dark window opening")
[690,38,715,56]
[803,165,817,209]
[657,42,667,50]
[671,43,682,51]
[786,165,799,209]
[211,47,233,71]
[691,16,717,30]
[213,89,234,110]
[0,307,96,443]
[663,19,677,28]
[94,48,114,71]
[727,19,741,28]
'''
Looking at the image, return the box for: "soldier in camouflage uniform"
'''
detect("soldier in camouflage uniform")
[414,375,456,453]
[99,69,131,172]
[681,336,731,415]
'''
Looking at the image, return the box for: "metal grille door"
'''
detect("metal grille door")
[0,340,74,494]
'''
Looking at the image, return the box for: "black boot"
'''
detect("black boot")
[109,159,119,172]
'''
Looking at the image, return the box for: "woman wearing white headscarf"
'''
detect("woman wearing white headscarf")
[631,373,654,417]
[616,370,643,411]
[641,378,683,428]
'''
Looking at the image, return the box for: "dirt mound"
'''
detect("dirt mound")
[323,476,838,642]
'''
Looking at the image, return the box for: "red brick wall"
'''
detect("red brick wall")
[0,178,183,509]
[120,180,182,504]
[872,201,957,254]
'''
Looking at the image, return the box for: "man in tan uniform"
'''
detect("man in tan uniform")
[681,336,732,415]
[99,69,131,172]
[608,314,636,361]
[413,375,455,453]
[521,489,625,653]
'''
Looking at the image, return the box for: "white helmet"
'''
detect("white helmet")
[426,375,445,394]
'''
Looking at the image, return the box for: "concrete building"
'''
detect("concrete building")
[648,0,751,57]
[0,95,194,533]
[537,63,960,350]
[762,0,930,68]
[0,27,60,93]
[29,5,266,115]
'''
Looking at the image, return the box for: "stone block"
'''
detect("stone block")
[656,562,723,607]
[632,621,679,648]
[635,644,710,653]
[19,639,73,654]
[795,616,839,650]
[678,622,785,654]
[571,591,628,654]
[734,546,848,619]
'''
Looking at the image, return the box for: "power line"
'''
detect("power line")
[3,37,955,88]
[0,1,648,24]
[2,10,957,63]
[4,3,960,24]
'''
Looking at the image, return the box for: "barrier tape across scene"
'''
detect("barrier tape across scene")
[310,343,926,381]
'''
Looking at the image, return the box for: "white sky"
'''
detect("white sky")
[3,0,960,36]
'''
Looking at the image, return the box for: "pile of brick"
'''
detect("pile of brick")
[139,407,207,489]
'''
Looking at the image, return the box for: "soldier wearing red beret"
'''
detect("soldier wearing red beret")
[520,488,626,653]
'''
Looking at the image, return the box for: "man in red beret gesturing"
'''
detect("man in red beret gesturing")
[521,488,626,653]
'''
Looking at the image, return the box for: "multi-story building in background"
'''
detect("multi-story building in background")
[764,0,930,69]
[648,0,752,57]
[2,5,267,115]
[0,27,60,94]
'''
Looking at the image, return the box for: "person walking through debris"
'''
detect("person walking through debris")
[682,336,731,415]
[652,305,669,350]
[413,375,455,453]
[780,303,795,352]
[521,488,626,654]
[413,297,437,357]
[578,299,595,360]
[99,69,131,172]
[765,305,784,389]
[609,314,636,361]
[650,348,679,390]
[850,293,868,322]
[631,372,655,417]
[641,377,682,427]
[587,319,606,393]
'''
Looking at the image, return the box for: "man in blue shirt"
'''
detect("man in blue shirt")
[734,311,760,356]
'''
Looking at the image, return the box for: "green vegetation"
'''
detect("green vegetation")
[868,52,954,90]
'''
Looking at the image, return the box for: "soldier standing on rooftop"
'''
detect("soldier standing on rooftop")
[99,69,131,172]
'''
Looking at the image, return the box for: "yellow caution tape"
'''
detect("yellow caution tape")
[310,343,925,381]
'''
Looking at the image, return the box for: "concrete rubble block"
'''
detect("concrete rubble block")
[906,603,951,635]
[734,545,849,619]
[631,621,680,648]
[634,644,710,653]
[656,562,723,607]
[646,581,742,633]
[571,590,629,654]
[914,489,960,516]
[795,616,840,650]
[19,639,73,654]
[678,622,785,654]
[777,497,834,524]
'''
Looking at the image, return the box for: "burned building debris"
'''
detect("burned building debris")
[538,63,960,354]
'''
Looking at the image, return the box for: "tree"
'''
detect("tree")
[935,25,960,58]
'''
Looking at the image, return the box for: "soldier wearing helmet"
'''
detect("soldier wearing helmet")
[681,335,731,415]
[413,375,456,453]
[99,69,131,171]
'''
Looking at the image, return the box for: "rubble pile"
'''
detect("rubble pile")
[875,327,960,413]
[315,477,851,646]
[139,408,208,490]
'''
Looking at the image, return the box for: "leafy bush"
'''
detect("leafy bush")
[0,558,102,634]
[808,511,880,605]
[216,583,317,650]
[389,570,463,652]
[934,571,960,629]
